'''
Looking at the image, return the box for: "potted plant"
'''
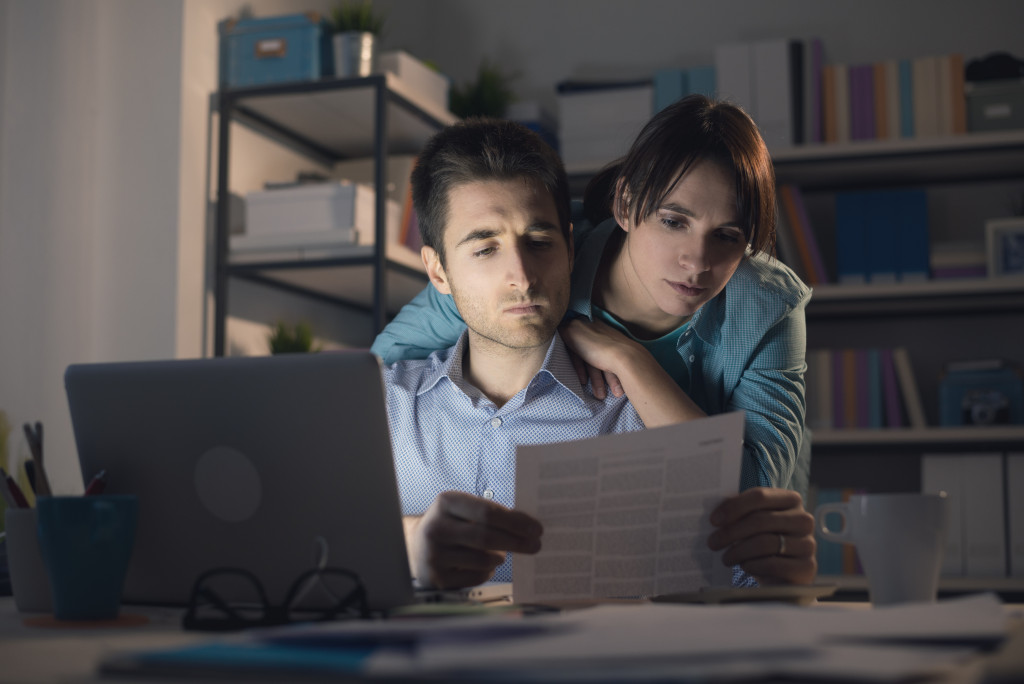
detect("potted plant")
[449,59,517,118]
[330,0,387,78]
[267,321,322,354]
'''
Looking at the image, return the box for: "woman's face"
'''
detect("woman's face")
[615,159,748,326]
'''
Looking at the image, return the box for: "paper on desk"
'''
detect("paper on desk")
[394,594,1005,680]
[514,411,745,603]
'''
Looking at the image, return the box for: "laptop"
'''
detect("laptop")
[64,352,415,612]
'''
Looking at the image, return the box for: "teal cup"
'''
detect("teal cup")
[36,495,138,620]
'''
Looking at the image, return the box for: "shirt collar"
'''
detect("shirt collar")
[417,330,590,409]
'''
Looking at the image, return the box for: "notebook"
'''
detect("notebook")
[64,352,415,612]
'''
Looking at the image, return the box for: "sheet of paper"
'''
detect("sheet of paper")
[514,411,745,603]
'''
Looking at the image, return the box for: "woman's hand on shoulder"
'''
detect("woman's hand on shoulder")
[560,318,638,399]
[707,487,817,585]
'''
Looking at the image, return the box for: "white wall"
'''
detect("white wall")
[1,0,1021,494]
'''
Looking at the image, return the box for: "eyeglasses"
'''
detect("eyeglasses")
[183,566,371,631]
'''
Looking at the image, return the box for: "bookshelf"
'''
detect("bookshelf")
[784,131,1024,595]
[212,74,456,356]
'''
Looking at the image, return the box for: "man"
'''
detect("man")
[382,119,815,590]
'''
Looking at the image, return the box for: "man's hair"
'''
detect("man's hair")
[583,94,777,257]
[411,118,571,265]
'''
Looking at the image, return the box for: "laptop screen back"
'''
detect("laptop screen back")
[64,352,414,611]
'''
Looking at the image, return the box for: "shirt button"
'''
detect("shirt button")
[482,489,495,500]
[684,330,691,337]
[689,355,696,363]
[490,417,502,428]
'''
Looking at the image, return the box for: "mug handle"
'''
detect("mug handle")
[815,502,852,543]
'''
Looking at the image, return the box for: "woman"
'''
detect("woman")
[373,95,810,496]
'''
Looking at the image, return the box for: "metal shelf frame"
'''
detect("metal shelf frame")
[212,75,454,356]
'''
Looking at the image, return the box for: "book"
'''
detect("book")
[686,65,716,98]
[873,62,888,139]
[893,189,930,281]
[898,58,915,138]
[778,185,827,284]
[960,454,1007,577]
[822,63,838,143]
[834,191,869,284]
[892,347,927,428]
[814,487,845,575]
[949,53,967,135]
[654,68,686,112]
[882,59,902,140]
[804,38,824,145]
[921,454,965,576]
[865,191,899,283]
[936,54,953,136]
[912,56,940,138]
[805,348,833,431]
[832,349,846,430]
[879,348,905,428]
[842,348,858,429]
[833,63,851,142]
[866,348,883,429]
[773,197,806,280]
[1008,453,1024,577]
[714,42,754,115]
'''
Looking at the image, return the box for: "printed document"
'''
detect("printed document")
[514,411,745,602]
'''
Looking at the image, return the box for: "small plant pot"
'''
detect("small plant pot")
[333,31,376,77]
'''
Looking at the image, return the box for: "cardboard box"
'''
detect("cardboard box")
[966,79,1024,132]
[220,13,333,89]
[378,51,449,110]
[244,182,374,242]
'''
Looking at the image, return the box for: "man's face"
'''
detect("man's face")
[423,178,572,354]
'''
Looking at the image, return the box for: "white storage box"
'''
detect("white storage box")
[378,51,449,111]
[244,182,374,241]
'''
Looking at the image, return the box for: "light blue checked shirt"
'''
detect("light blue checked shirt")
[382,331,645,582]
[373,217,812,495]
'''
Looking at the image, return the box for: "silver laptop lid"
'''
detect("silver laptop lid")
[64,352,414,612]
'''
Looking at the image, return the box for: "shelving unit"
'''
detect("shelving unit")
[212,74,457,356]
[783,132,1024,595]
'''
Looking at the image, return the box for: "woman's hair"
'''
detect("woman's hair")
[583,94,776,257]
[411,118,571,266]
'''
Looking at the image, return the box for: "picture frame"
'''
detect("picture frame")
[985,217,1024,277]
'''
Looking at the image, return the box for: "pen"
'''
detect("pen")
[0,467,18,508]
[23,421,52,497]
[84,469,108,496]
[24,460,37,494]
[0,466,30,508]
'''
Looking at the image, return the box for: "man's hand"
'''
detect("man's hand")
[409,491,543,590]
[707,487,817,585]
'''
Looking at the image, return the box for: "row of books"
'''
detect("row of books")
[821,54,967,143]
[713,37,971,147]
[775,185,965,286]
[805,347,926,431]
[923,452,1024,577]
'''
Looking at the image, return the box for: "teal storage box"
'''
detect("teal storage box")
[219,13,334,89]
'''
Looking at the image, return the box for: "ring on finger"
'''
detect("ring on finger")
[777,534,787,556]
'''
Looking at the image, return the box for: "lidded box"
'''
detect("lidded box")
[219,13,334,89]
[245,182,374,242]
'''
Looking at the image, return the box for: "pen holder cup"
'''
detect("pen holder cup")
[36,495,138,620]
[4,507,53,613]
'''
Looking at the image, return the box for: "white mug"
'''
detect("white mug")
[815,493,948,605]
[4,507,53,613]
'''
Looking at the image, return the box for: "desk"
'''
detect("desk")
[1,596,1023,684]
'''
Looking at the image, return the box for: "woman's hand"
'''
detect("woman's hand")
[707,487,817,585]
[560,318,636,399]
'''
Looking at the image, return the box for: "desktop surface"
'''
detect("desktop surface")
[2,595,1023,684]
